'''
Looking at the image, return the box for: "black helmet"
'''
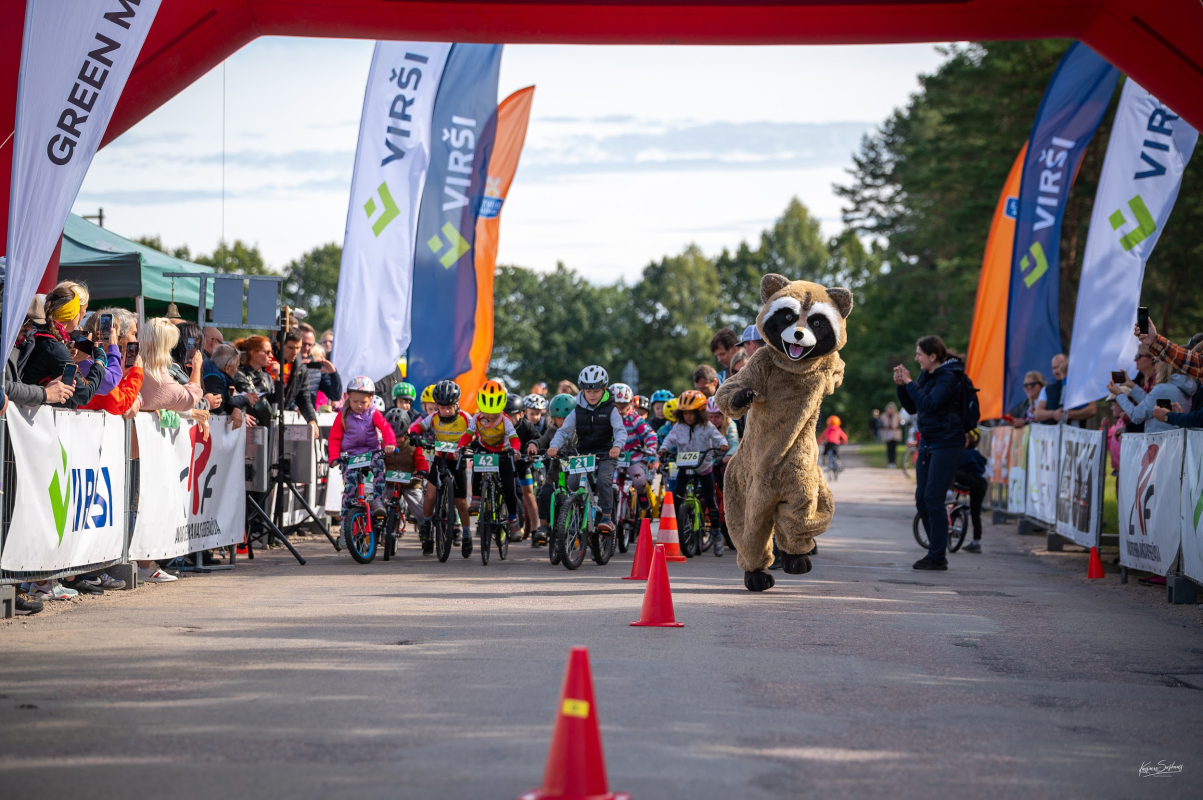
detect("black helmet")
[432,379,461,406]
[384,407,411,432]
[504,394,524,415]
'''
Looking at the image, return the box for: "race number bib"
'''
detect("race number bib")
[567,454,597,475]
[434,441,459,454]
[345,452,374,470]
[676,452,701,468]
[385,470,413,483]
[473,453,500,473]
[617,451,632,466]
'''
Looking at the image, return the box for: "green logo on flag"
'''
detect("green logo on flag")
[48,441,70,544]
[1019,242,1048,288]
[363,181,400,237]
[1109,194,1157,252]
[426,222,471,269]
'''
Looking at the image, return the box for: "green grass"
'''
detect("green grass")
[857,442,889,469]
[1102,471,1118,535]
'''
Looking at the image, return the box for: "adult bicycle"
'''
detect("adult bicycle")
[913,482,970,553]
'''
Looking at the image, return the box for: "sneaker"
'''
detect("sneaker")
[28,582,77,600]
[887,463,897,469]
[913,556,948,571]
[598,516,614,534]
[964,541,981,554]
[63,579,103,596]
[370,498,387,519]
[419,520,432,542]
[97,573,126,590]
[452,528,462,546]
[461,532,473,558]
[533,525,549,547]
[507,517,520,537]
[768,556,783,571]
[138,566,179,583]
[15,594,43,615]
[713,533,724,557]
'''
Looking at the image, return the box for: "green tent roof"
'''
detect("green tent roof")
[58,213,214,310]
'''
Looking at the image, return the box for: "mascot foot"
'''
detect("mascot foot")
[781,554,813,575]
[744,570,776,592]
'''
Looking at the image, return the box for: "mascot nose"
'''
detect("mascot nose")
[798,326,817,347]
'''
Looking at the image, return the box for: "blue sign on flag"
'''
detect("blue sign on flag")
[1003,43,1118,412]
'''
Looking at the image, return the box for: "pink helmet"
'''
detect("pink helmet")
[705,397,720,414]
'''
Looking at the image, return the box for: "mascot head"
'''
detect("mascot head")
[756,274,852,364]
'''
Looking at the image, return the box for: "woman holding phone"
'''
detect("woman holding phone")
[22,281,106,408]
[1110,356,1195,433]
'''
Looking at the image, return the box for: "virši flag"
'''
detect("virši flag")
[966,144,1026,420]
[455,86,535,413]
[406,45,503,396]
[1064,80,1198,410]
[3,0,163,363]
[1003,43,1118,413]
[333,41,452,383]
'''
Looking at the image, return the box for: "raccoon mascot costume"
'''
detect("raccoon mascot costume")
[715,273,853,592]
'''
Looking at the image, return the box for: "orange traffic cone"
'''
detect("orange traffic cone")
[1087,546,1105,580]
[630,545,684,628]
[655,493,687,562]
[520,647,631,800]
[622,518,654,581]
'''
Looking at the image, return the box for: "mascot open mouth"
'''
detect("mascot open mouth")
[786,343,814,360]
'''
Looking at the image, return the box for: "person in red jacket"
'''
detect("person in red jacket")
[817,414,848,472]
[329,377,396,520]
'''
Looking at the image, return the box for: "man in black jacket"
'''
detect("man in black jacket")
[279,329,319,437]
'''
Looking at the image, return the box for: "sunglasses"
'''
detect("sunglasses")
[1023,382,1041,388]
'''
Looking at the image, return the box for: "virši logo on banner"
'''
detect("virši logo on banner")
[47,438,114,544]
[363,181,401,237]
[1106,107,1183,251]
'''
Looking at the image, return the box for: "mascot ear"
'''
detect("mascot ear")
[760,273,790,304]
[827,287,854,318]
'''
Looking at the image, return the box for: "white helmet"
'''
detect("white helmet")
[523,393,547,411]
[610,383,633,404]
[578,365,609,390]
[372,395,385,412]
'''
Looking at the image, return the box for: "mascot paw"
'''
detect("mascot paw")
[781,554,813,575]
[731,388,757,409]
[744,570,776,592]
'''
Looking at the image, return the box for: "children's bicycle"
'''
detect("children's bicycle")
[550,452,614,570]
[380,468,414,561]
[825,448,843,482]
[613,450,655,553]
[426,440,462,563]
[470,447,511,566]
[667,448,724,557]
[913,482,970,553]
[341,450,382,564]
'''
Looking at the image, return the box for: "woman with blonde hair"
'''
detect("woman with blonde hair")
[1007,370,1045,427]
[22,281,106,407]
[138,318,203,413]
[1110,356,1195,434]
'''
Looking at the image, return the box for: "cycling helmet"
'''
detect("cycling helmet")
[385,407,411,431]
[634,395,650,411]
[392,381,417,400]
[504,393,524,416]
[372,395,386,412]
[432,379,461,406]
[610,383,633,404]
[827,415,841,427]
[347,376,376,394]
[705,397,721,414]
[549,393,576,418]
[578,365,609,390]
[650,389,674,404]
[523,393,547,411]
[663,397,679,423]
[421,385,435,404]
[678,390,707,412]
[476,379,507,414]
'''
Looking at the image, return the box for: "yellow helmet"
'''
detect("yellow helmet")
[421,385,435,404]
[678,390,707,412]
[663,397,679,423]
[476,379,508,414]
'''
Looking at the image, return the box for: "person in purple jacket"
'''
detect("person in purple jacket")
[77,308,127,396]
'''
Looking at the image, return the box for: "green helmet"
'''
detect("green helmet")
[548,393,576,418]
[392,381,417,400]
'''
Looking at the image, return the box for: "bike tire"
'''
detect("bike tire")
[948,507,969,553]
[498,524,509,560]
[912,511,929,550]
[615,488,629,553]
[435,479,454,563]
[678,500,698,557]
[344,510,376,564]
[479,521,491,565]
[548,492,564,565]
[558,493,587,570]
[901,447,917,479]
[591,519,615,566]
[697,518,714,553]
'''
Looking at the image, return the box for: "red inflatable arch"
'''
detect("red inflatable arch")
[3,0,1202,263]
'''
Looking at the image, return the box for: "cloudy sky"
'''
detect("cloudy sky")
[75,40,947,284]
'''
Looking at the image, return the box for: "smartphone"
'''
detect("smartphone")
[97,312,113,341]
[124,341,139,368]
[1111,370,1127,384]
[1137,306,1149,334]
[1157,399,1173,410]
[185,336,197,361]
[74,338,94,357]
[62,363,78,384]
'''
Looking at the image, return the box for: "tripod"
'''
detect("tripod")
[245,309,341,564]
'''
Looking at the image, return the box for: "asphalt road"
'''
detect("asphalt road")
[3,455,1203,799]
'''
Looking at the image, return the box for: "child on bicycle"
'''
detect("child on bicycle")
[393,381,417,412]
[648,389,674,435]
[511,393,545,540]
[818,415,848,470]
[328,376,397,521]
[409,379,472,549]
[523,393,547,434]
[420,384,438,419]
[458,379,523,539]
[634,395,651,421]
[384,415,430,532]
[658,390,729,555]
[528,393,578,546]
[956,429,988,553]
[547,365,627,534]
[611,383,659,515]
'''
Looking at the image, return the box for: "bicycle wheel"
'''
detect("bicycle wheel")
[901,447,917,479]
[615,488,629,553]
[498,523,509,560]
[591,513,615,566]
[678,500,697,557]
[912,511,929,550]
[435,479,454,563]
[479,521,491,565]
[697,516,714,554]
[548,493,563,565]
[344,510,376,564]
[558,493,587,570]
[948,506,969,553]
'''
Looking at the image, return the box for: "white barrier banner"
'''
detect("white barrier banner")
[988,426,1010,485]
[1179,431,1203,585]
[1,408,126,572]
[1055,426,1103,547]
[1008,426,1027,515]
[1119,429,1184,575]
[129,415,246,560]
[1026,424,1059,525]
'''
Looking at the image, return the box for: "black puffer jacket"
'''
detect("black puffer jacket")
[897,357,965,451]
[21,327,106,408]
